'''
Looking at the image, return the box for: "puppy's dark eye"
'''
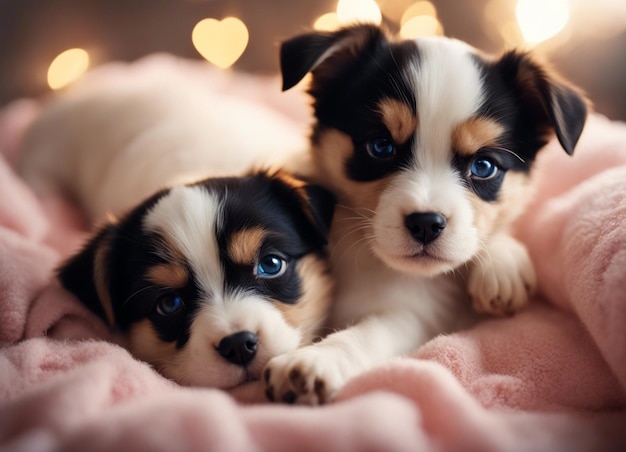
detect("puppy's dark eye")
[156,294,184,316]
[469,157,499,180]
[256,255,287,279]
[366,138,396,160]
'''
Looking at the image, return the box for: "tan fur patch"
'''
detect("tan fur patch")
[453,117,505,156]
[272,170,306,190]
[228,227,266,265]
[313,129,392,211]
[128,319,177,371]
[93,239,115,327]
[470,171,534,237]
[273,255,333,344]
[378,98,417,144]
[146,263,188,289]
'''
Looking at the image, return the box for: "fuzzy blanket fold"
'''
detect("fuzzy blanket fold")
[1,60,625,451]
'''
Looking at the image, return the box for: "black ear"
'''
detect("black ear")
[57,224,116,326]
[300,183,336,243]
[264,170,336,247]
[498,51,588,155]
[280,24,386,91]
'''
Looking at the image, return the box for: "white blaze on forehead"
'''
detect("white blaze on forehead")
[143,185,224,298]
[407,37,485,169]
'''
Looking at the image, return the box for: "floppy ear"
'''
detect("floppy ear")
[497,51,588,155]
[300,183,336,244]
[280,24,386,91]
[57,224,117,326]
[265,171,336,247]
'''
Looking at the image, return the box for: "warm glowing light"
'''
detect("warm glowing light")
[516,0,570,44]
[192,17,248,69]
[336,0,382,25]
[484,0,511,25]
[47,48,89,90]
[569,0,626,39]
[314,12,341,31]
[400,15,443,38]
[378,0,415,23]
[401,1,437,25]
[500,20,524,47]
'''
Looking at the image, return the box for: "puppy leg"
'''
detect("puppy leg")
[468,234,536,316]
[264,309,426,405]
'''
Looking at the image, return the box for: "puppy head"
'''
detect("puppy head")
[281,24,587,276]
[58,170,335,389]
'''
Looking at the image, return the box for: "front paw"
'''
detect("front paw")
[468,235,536,316]
[263,346,348,405]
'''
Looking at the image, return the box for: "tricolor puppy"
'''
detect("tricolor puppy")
[264,24,588,404]
[58,170,334,390]
[18,60,335,391]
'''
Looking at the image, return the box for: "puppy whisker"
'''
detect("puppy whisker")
[491,146,526,163]
[122,285,155,307]
[350,236,375,271]
[331,223,374,257]
[336,204,377,219]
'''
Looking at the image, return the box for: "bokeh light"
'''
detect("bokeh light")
[401,1,437,25]
[191,17,248,69]
[313,12,341,31]
[336,0,382,25]
[516,0,570,44]
[47,48,90,90]
[400,15,443,38]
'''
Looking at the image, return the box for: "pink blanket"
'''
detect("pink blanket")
[1,64,625,451]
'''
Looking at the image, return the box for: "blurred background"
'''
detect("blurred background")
[1,0,625,119]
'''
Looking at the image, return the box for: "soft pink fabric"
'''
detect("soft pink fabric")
[0,60,625,451]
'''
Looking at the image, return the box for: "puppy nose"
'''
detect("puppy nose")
[405,212,447,244]
[217,331,258,366]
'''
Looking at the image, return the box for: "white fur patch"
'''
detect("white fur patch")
[371,37,486,275]
[163,293,303,388]
[143,185,224,297]
[141,186,306,388]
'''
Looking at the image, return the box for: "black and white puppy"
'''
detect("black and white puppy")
[264,24,588,404]
[18,58,335,391]
[58,170,334,390]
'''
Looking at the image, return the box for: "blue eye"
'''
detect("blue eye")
[367,138,396,160]
[470,157,499,180]
[156,294,184,316]
[256,255,287,279]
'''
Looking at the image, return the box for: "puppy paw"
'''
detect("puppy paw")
[468,235,536,316]
[263,346,350,405]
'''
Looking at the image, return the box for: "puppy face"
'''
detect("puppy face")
[281,25,587,276]
[58,171,335,389]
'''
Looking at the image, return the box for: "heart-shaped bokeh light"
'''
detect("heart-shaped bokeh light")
[192,17,249,69]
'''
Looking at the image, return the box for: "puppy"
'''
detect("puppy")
[19,58,335,391]
[19,55,312,222]
[263,24,588,404]
[58,170,334,390]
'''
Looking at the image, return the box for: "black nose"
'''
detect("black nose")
[217,331,258,366]
[405,212,447,244]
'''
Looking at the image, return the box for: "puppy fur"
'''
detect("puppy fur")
[19,62,335,391]
[58,170,334,389]
[264,24,588,404]
[19,57,310,222]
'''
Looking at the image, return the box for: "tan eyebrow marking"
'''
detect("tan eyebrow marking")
[453,117,505,156]
[228,227,266,265]
[377,98,417,144]
[146,263,189,289]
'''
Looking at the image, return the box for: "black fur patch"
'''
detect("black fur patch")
[58,172,334,349]
[310,36,419,183]
[282,25,586,202]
